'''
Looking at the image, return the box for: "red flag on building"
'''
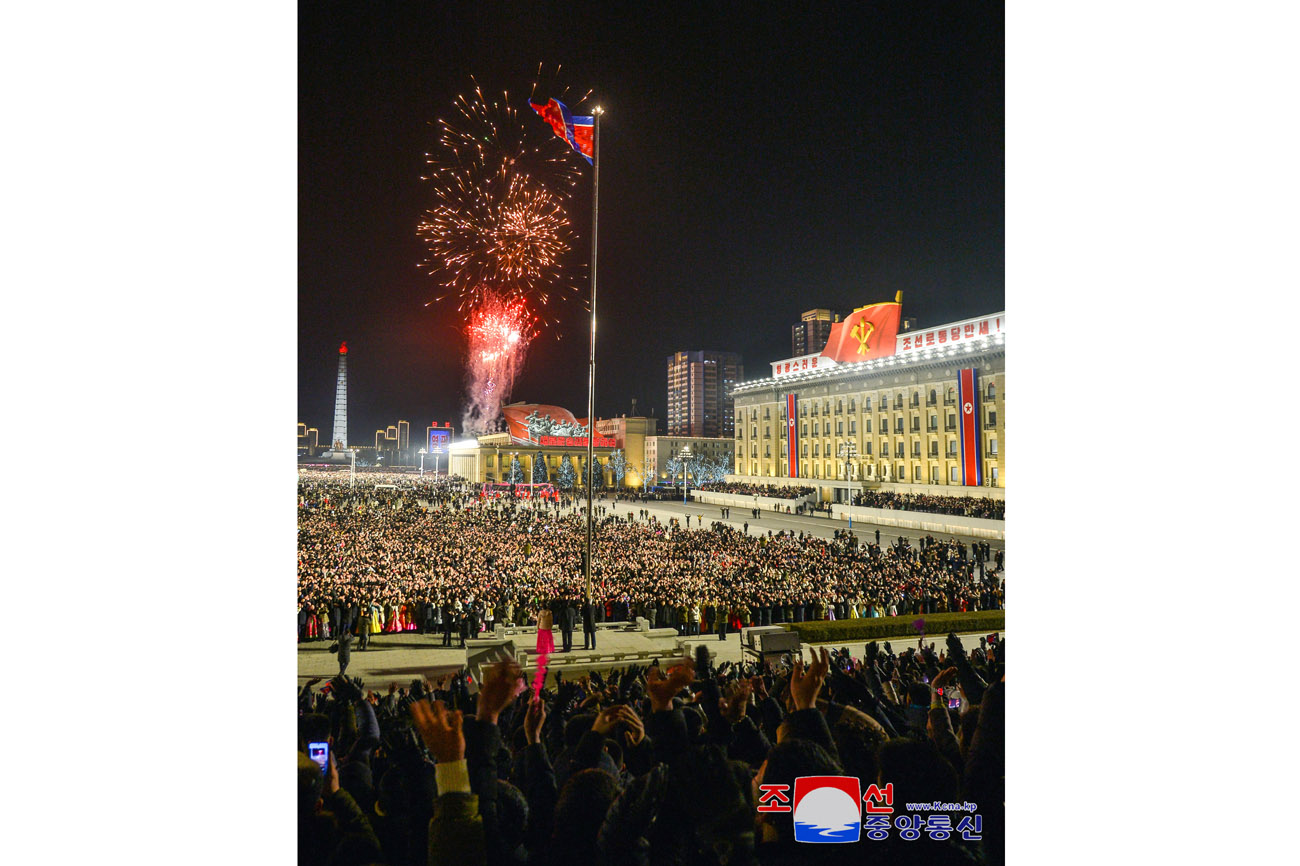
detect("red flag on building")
[819,301,902,363]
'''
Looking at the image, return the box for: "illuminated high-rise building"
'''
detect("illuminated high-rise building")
[792,309,841,358]
[666,350,743,438]
[331,342,349,450]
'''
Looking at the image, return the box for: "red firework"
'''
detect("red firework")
[465,295,537,364]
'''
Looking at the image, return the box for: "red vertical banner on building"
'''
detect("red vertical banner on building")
[786,393,799,478]
[958,368,983,486]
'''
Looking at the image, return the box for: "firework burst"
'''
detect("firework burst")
[419,76,586,326]
[420,70,591,433]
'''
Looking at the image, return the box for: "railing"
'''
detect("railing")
[944,398,956,406]
[945,423,957,432]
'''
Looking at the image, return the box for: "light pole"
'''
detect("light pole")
[432,446,443,478]
[349,448,356,488]
[418,447,426,477]
[680,446,693,505]
[838,441,858,532]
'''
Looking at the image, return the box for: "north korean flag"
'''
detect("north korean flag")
[529,98,593,164]
[786,393,799,478]
[958,367,983,486]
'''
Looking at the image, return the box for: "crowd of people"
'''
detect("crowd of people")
[297,477,1004,646]
[697,482,816,500]
[849,491,1005,521]
[298,635,1005,864]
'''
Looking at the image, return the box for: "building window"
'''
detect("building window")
[928,389,937,405]
[987,411,997,428]
[864,397,872,412]
[836,422,843,436]
[880,396,888,411]
[849,420,856,435]
[989,437,998,455]
[802,445,808,458]
[987,382,996,399]
[848,399,856,413]
[898,463,906,481]
[802,424,808,437]
[950,466,960,483]
[865,419,872,433]
[895,418,904,434]
[836,400,843,414]
[865,442,872,455]
[910,417,919,432]
[912,442,921,457]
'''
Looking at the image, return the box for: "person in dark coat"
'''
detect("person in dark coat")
[582,600,597,650]
[357,601,372,650]
[330,631,354,676]
[442,603,456,647]
[558,599,576,652]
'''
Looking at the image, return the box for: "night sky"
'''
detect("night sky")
[299,2,1003,441]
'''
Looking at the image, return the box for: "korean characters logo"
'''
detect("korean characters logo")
[758,779,982,845]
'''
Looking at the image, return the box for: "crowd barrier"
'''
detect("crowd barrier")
[689,490,816,510]
[833,505,1004,541]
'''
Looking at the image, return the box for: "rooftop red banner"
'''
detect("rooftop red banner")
[819,301,901,363]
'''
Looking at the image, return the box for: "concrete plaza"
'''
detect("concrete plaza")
[297,625,1003,691]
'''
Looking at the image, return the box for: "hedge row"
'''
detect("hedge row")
[780,610,1005,644]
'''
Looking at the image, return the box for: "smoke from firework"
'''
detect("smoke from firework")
[461,293,537,434]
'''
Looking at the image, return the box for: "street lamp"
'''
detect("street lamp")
[432,446,443,478]
[680,446,693,505]
[838,441,859,533]
[349,448,356,488]
[418,447,427,477]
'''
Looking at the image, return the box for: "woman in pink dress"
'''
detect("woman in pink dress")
[532,602,555,697]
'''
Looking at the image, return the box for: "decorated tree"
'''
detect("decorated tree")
[531,450,549,484]
[508,455,525,485]
[557,455,576,490]
[591,459,605,489]
[665,456,685,486]
[609,449,627,487]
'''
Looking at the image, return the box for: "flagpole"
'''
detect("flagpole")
[584,107,601,613]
